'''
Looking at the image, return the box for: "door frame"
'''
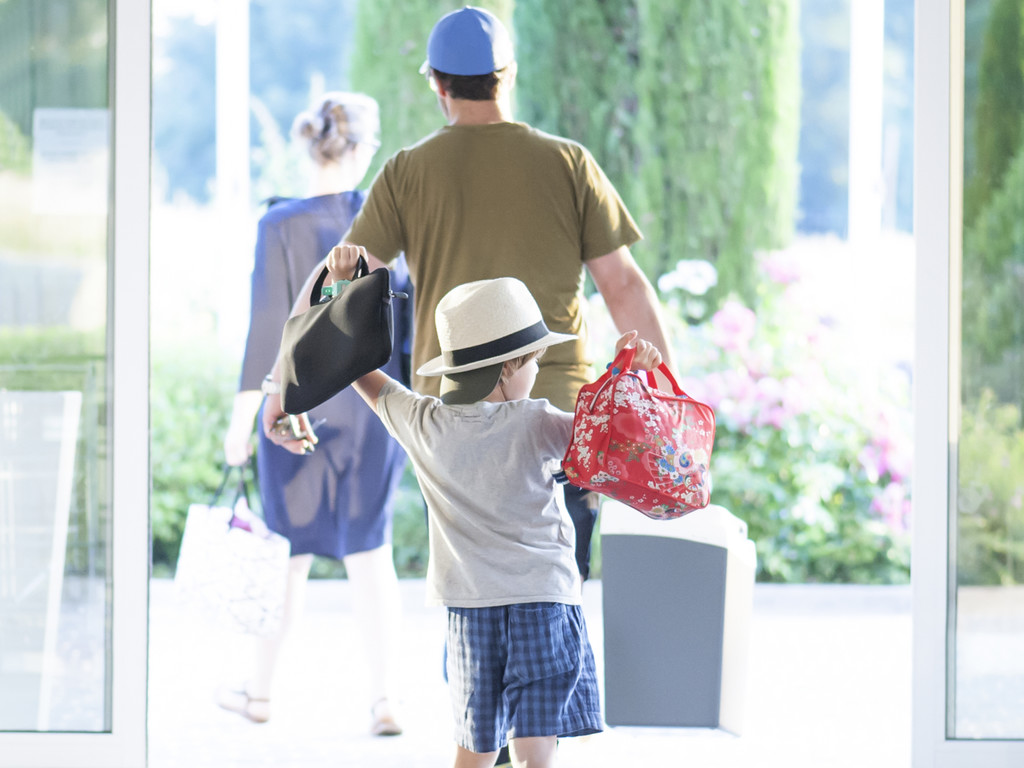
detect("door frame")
[912,0,1024,764]
[0,0,151,765]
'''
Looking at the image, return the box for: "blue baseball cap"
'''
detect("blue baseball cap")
[420,6,514,76]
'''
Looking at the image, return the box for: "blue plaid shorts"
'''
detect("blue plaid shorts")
[446,602,603,754]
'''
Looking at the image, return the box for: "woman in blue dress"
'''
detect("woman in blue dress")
[220,92,411,736]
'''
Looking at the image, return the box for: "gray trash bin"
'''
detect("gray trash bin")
[600,501,756,735]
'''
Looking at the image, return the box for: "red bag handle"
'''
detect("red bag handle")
[645,363,685,396]
[594,345,689,398]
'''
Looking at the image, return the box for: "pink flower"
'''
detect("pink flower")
[711,301,757,352]
[760,249,803,285]
[871,481,911,532]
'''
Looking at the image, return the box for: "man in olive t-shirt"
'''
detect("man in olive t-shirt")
[264,6,674,581]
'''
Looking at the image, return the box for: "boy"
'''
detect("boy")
[269,245,664,767]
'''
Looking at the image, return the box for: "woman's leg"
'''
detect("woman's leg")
[249,552,314,697]
[217,552,313,721]
[342,543,403,732]
[508,736,558,768]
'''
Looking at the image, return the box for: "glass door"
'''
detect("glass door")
[914,0,1024,765]
[0,0,149,766]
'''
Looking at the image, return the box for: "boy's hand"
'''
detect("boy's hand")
[614,330,663,371]
[326,243,368,285]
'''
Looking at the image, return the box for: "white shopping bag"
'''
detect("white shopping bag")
[174,470,291,637]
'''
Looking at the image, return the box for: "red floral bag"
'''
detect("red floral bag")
[561,346,716,520]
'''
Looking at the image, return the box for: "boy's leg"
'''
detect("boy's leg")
[508,736,557,767]
[504,603,602,744]
[453,745,501,767]
[447,607,509,754]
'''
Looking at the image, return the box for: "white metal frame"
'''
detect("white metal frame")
[0,0,151,765]
[912,1,1024,764]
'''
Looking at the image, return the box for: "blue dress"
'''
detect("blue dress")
[239,191,412,558]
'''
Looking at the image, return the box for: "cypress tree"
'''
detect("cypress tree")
[964,0,1024,224]
[634,0,800,302]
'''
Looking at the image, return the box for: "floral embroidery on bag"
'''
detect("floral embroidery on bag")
[609,437,652,463]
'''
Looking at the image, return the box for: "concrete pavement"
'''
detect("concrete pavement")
[148,579,911,768]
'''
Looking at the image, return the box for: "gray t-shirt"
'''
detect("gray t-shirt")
[377,380,581,608]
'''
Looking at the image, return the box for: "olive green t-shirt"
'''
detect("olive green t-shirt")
[345,121,642,410]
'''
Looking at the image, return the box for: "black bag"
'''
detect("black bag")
[279,256,407,414]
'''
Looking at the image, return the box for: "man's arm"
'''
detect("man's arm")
[587,246,675,370]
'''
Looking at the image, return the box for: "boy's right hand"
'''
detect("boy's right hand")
[326,243,368,285]
[614,330,663,371]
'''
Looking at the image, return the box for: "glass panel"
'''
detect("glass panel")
[954,0,1024,740]
[0,0,111,733]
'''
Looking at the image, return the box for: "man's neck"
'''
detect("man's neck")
[445,96,513,126]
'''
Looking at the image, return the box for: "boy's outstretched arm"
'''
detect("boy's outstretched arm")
[351,369,390,414]
[262,243,393,452]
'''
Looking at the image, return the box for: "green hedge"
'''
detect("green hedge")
[962,143,1024,405]
[958,390,1024,585]
[0,327,107,576]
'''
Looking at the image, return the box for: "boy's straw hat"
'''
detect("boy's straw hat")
[417,277,575,404]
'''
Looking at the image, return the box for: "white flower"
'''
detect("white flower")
[658,259,719,296]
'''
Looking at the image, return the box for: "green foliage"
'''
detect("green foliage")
[711,406,910,584]
[150,344,238,575]
[0,0,109,138]
[962,143,1024,404]
[349,0,513,184]
[964,0,1024,224]
[390,463,429,577]
[633,0,800,301]
[0,109,29,172]
[0,327,107,576]
[957,390,1024,585]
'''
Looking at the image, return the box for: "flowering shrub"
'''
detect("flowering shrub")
[957,390,1024,586]
[590,244,912,583]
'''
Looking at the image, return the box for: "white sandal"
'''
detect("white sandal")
[370,697,403,736]
[215,685,271,724]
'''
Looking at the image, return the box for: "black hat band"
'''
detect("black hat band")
[444,320,548,369]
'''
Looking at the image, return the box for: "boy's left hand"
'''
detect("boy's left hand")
[614,330,663,371]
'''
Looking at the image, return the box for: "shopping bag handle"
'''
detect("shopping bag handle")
[209,463,254,510]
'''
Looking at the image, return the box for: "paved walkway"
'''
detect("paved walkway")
[148,579,911,768]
